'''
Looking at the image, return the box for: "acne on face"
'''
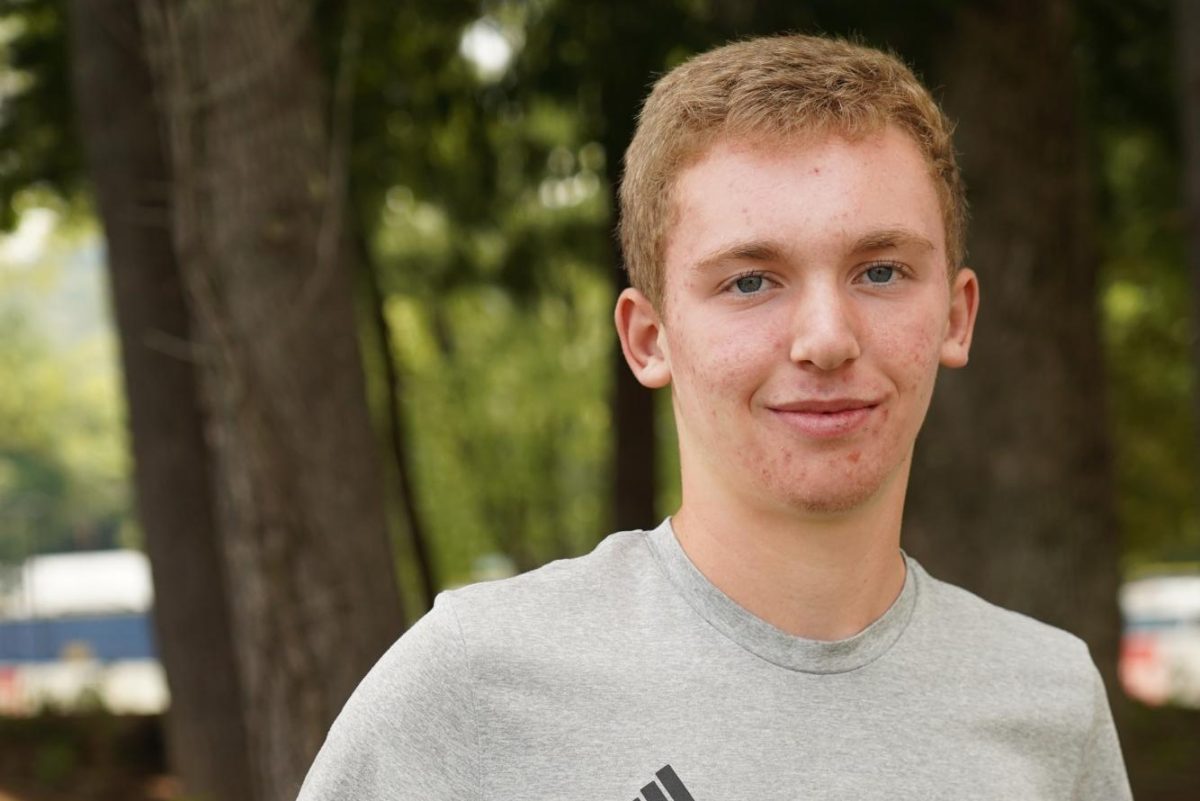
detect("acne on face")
[651,126,974,515]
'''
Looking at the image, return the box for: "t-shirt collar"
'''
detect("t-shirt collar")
[644,516,919,673]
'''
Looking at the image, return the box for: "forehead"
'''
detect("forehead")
[662,127,945,282]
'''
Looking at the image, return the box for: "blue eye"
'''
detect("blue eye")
[863,264,896,284]
[733,274,765,294]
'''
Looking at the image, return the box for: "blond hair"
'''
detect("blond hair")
[619,34,966,308]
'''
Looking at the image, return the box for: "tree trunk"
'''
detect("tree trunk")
[1175,0,1200,479]
[906,0,1122,689]
[611,264,659,532]
[359,233,437,613]
[138,2,405,798]
[66,3,254,800]
[599,5,663,535]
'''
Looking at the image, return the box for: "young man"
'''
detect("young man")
[298,34,1132,800]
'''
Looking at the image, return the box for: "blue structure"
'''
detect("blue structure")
[0,612,157,663]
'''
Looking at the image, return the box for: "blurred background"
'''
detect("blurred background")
[0,0,1198,798]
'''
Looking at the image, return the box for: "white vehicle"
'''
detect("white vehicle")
[1119,571,1200,708]
[0,550,166,715]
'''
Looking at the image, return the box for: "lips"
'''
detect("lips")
[765,398,880,438]
[769,398,878,413]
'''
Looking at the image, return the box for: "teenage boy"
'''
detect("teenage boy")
[297,33,1132,800]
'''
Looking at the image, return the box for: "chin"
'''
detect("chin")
[787,494,874,516]
[775,477,886,516]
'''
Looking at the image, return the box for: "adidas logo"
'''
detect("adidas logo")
[631,764,696,801]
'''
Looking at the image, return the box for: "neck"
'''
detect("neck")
[670,465,910,641]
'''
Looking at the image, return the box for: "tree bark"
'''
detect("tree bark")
[359,234,437,612]
[611,264,660,532]
[599,5,663,535]
[1175,0,1200,479]
[65,3,253,800]
[906,0,1122,690]
[138,2,405,798]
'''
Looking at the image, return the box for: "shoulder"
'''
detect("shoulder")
[905,560,1113,767]
[439,528,653,625]
[298,570,483,798]
[430,529,663,681]
[908,559,1096,687]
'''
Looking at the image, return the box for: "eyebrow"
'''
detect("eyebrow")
[690,227,937,274]
[691,239,789,273]
[849,227,936,254]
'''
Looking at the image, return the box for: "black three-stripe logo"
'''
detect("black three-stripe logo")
[632,764,696,801]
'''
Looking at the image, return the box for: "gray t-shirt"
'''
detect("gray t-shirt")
[297,519,1132,800]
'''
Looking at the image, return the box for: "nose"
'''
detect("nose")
[787,281,862,371]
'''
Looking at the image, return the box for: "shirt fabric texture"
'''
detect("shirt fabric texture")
[296,518,1133,800]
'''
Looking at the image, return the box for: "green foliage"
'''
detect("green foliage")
[0,0,81,229]
[1078,0,1177,146]
[382,258,613,582]
[351,0,979,582]
[0,212,133,562]
[1097,129,1200,563]
[0,0,1196,578]
[1079,0,1200,564]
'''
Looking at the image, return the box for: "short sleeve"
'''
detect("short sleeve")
[1071,662,1133,801]
[296,592,481,800]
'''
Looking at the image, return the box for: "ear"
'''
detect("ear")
[614,287,671,388]
[940,267,979,368]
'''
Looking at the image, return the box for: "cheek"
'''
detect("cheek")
[883,316,945,393]
[668,321,778,413]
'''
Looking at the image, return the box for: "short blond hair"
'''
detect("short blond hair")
[619,34,966,308]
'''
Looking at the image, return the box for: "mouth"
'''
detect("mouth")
[765,398,880,438]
